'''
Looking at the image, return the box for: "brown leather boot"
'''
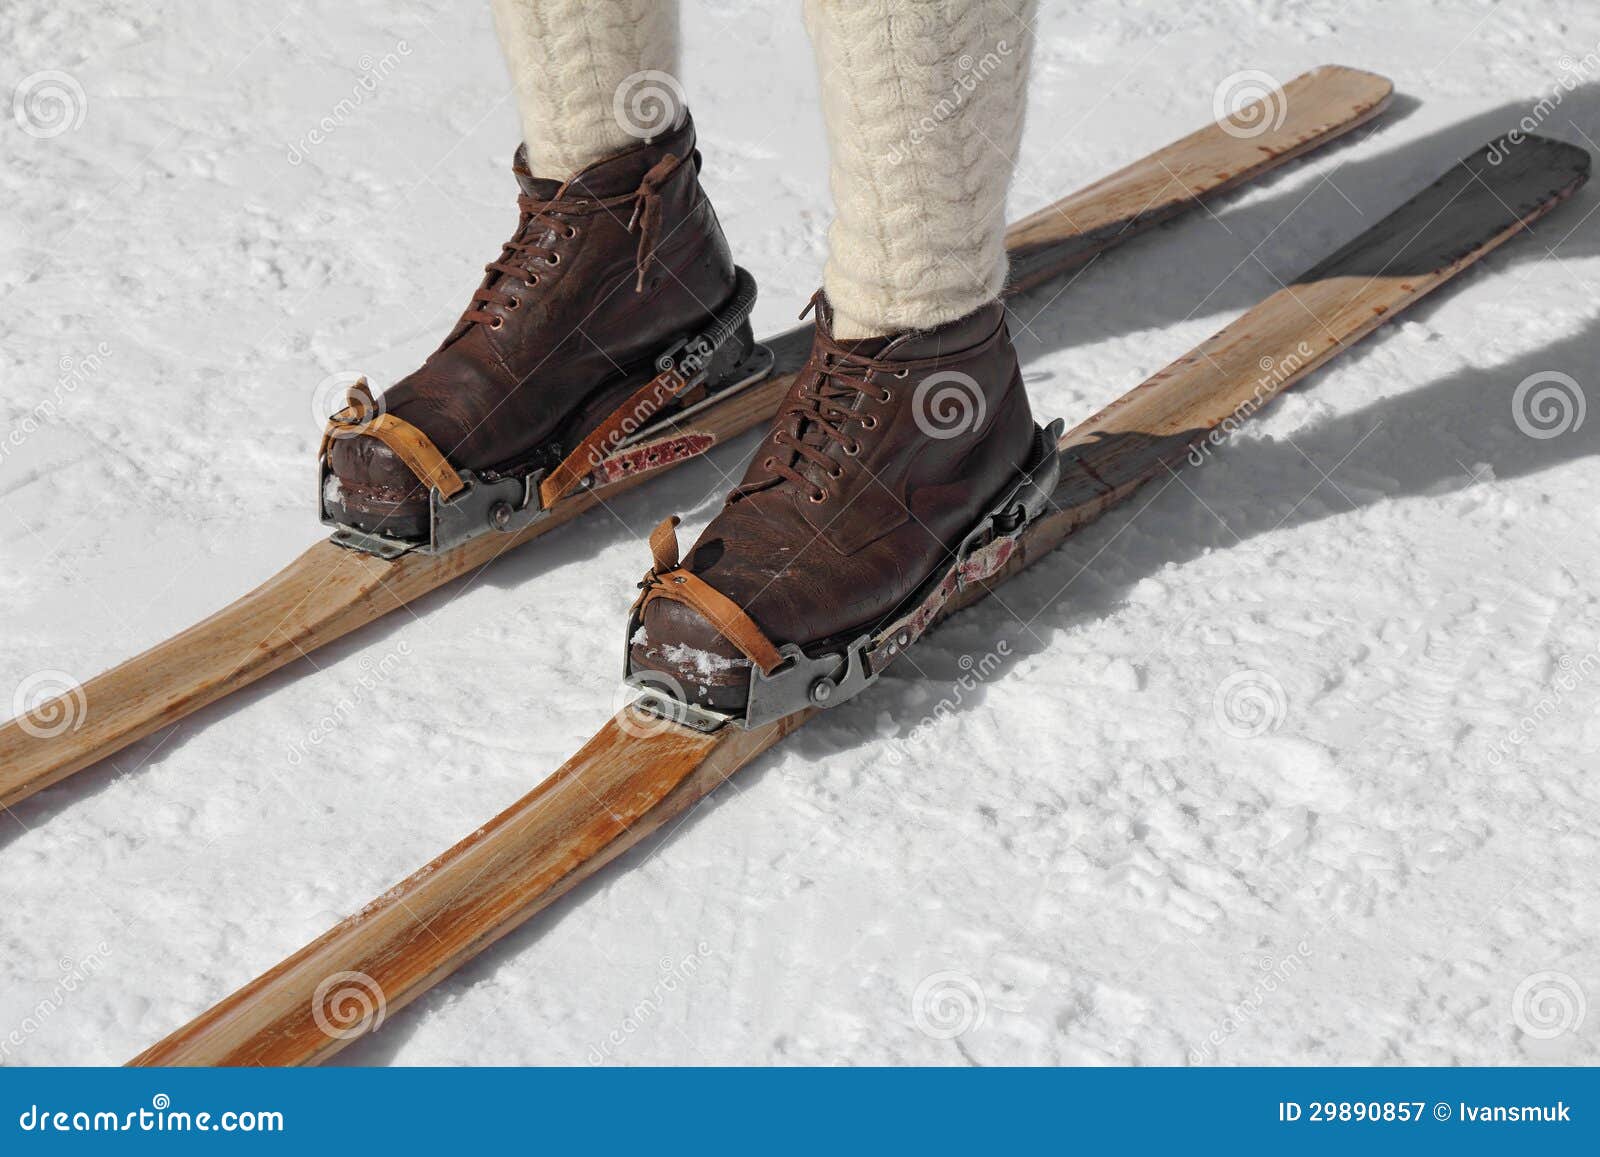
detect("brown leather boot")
[627,293,1043,718]
[324,112,752,540]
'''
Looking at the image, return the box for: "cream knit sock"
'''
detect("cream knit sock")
[490,0,681,179]
[803,0,1036,338]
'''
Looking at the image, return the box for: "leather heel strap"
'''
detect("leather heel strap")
[539,364,694,507]
[321,411,465,501]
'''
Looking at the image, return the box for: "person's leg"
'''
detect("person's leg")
[805,0,1036,337]
[626,2,1046,715]
[490,0,681,179]
[323,0,758,543]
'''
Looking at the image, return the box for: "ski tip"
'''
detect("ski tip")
[1297,64,1394,103]
[1528,135,1592,181]
[1468,134,1591,188]
[1304,64,1393,89]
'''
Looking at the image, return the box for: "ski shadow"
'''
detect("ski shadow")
[1007,84,1600,374]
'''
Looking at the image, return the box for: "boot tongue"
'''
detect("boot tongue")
[812,293,891,359]
[511,113,698,202]
[511,145,562,199]
[874,301,1005,361]
[831,333,891,359]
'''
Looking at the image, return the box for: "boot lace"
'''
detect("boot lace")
[746,296,899,504]
[460,152,684,331]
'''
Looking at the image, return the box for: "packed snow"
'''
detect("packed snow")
[2,0,1597,1065]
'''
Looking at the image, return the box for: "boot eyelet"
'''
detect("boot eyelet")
[843,440,861,456]
[548,253,561,265]
[894,368,910,379]
[507,296,521,310]
[808,490,828,504]
[524,275,540,288]
[762,456,776,470]
[564,226,578,239]
[827,465,843,479]
[490,317,505,330]
[878,389,893,404]
[860,415,878,430]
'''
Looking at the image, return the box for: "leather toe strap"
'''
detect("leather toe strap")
[322,407,465,501]
[636,516,784,675]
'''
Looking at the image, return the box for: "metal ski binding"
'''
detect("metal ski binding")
[319,268,770,560]
[624,418,1065,732]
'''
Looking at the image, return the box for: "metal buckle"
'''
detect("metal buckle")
[426,468,549,553]
[320,459,550,559]
[953,418,1064,570]
[743,639,878,730]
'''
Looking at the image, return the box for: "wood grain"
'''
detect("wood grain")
[130,709,805,1066]
[0,378,789,810]
[1,65,1391,809]
[130,135,1586,1068]
[1005,65,1392,291]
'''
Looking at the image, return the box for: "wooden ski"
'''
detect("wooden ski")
[0,66,1391,809]
[129,135,1589,1067]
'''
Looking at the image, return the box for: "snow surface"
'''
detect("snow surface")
[3,1,1599,1066]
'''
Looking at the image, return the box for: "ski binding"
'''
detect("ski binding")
[626,418,1065,732]
[320,268,772,560]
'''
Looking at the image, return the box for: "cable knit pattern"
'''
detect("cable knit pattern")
[804,0,1035,337]
[490,0,679,179]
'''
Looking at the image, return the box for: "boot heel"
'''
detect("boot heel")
[653,269,775,429]
[690,265,771,399]
[701,317,772,396]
